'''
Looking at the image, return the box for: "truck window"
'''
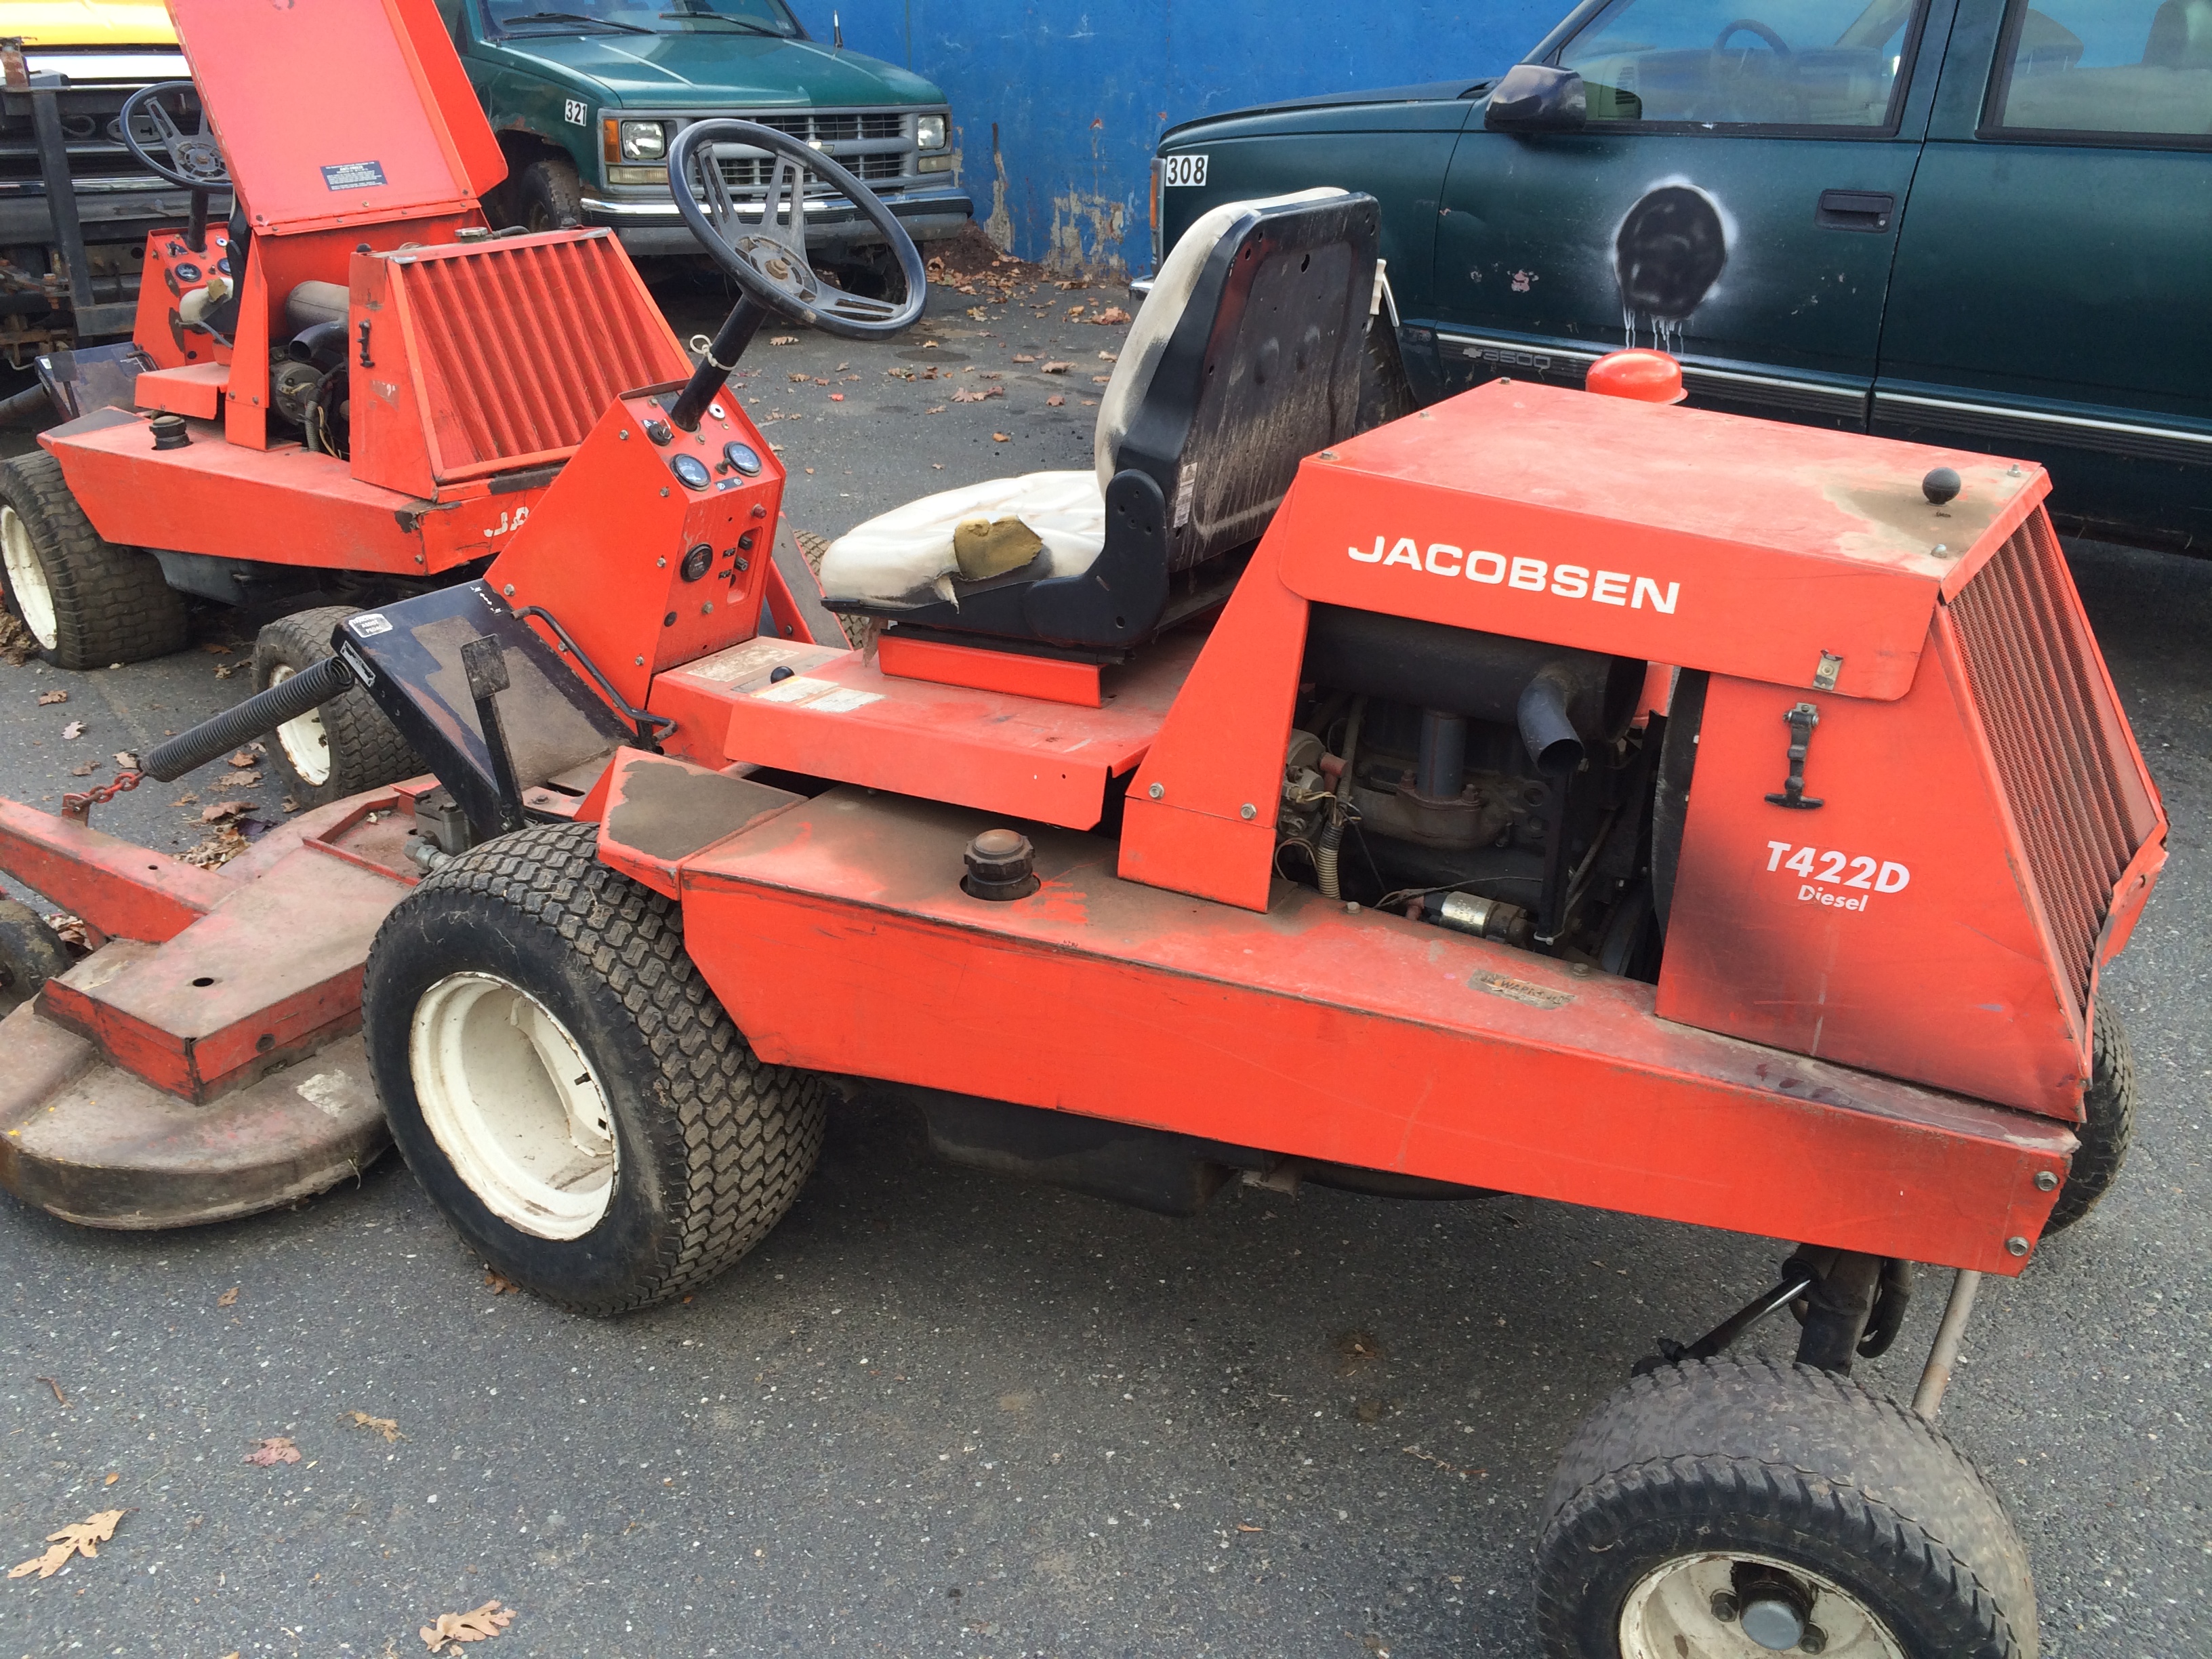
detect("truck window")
[1556,0,1927,127]
[1983,0,2212,138]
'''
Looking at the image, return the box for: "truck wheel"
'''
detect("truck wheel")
[514,157,583,232]
[2045,999,2134,1233]
[0,451,188,670]
[363,821,825,1313]
[1537,1357,2036,1659]
[0,899,72,1017]
[251,606,421,808]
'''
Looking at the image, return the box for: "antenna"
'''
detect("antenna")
[832,11,844,48]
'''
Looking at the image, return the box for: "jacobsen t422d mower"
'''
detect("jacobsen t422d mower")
[0,50,2167,1654]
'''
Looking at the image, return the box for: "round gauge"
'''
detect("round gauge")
[722,441,762,477]
[670,453,712,490]
[680,543,714,582]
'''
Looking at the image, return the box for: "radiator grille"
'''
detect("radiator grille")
[712,111,914,193]
[1948,510,2159,1012]
[398,234,687,483]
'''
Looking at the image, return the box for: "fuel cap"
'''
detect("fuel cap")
[962,827,1039,901]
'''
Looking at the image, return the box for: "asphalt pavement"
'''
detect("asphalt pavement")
[1,266,2207,1659]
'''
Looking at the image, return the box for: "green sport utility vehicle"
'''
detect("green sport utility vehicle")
[1151,0,2211,554]
[432,0,968,263]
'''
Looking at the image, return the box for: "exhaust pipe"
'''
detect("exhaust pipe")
[1516,668,1585,775]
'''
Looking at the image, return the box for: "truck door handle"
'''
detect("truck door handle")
[1816,190,1895,232]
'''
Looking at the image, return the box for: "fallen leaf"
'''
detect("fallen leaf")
[213,662,237,678]
[1046,394,1066,407]
[1041,360,1072,374]
[829,393,844,402]
[44,913,89,949]
[420,1600,515,1653]
[484,1269,520,1295]
[925,405,946,415]
[217,1286,239,1306]
[228,747,262,766]
[281,796,300,813]
[35,1376,66,1405]
[786,371,810,384]
[0,613,35,665]
[215,769,262,787]
[69,762,94,777]
[9,1511,123,1579]
[1091,375,1113,384]
[1099,350,1118,360]
[1094,306,1131,325]
[180,827,249,868]
[949,386,1006,403]
[201,800,255,823]
[36,690,66,705]
[104,1473,119,1486]
[200,642,232,655]
[1011,353,1036,363]
[991,432,1011,443]
[342,1410,407,1443]
[243,1437,300,1467]
[113,751,136,769]
[770,335,797,346]
[172,792,198,806]
[60,720,84,739]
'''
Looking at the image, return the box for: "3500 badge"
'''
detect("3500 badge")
[1765,841,1910,914]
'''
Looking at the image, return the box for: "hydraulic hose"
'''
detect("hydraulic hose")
[142,654,354,782]
[1315,696,1366,902]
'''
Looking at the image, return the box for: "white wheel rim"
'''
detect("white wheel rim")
[265,661,334,786]
[1,504,58,651]
[1619,1551,1906,1659]
[409,971,618,1240]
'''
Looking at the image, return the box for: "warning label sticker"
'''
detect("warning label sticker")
[321,160,388,192]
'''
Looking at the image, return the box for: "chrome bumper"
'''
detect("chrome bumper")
[581,188,974,258]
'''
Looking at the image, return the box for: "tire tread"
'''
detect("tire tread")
[0,449,188,668]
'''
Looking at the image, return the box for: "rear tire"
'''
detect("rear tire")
[0,899,71,1017]
[251,606,420,808]
[514,157,583,233]
[1537,1356,2037,1659]
[363,821,826,1313]
[2044,999,2134,1233]
[0,450,187,669]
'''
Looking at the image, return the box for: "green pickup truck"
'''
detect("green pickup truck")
[1151,0,2211,554]
[432,0,969,264]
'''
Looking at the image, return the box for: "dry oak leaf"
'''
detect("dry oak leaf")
[60,720,85,739]
[228,747,262,766]
[769,335,798,346]
[35,689,66,705]
[484,1268,520,1294]
[201,800,255,823]
[1040,360,1072,373]
[1046,394,1066,407]
[991,432,1012,443]
[200,642,232,655]
[213,662,237,678]
[68,762,94,777]
[9,1510,123,1579]
[217,1286,239,1306]
[1094,306,1132,325]
[216,769,262,787]
[243,1437,300,1467]
[421,1600,515,1653]
[342,1410,407,1443]
[113,751,136,769]
[949,386,1005,403]
[1011,352,1037,363]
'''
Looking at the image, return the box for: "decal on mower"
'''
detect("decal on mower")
[481,506,530,539]
[1765,841,1910,913]
[1351,538,1679,613]
[320,160,388,192]
[348,614,394,638]
[337,642,377,687]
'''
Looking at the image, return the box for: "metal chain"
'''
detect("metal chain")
[61,769,144,821]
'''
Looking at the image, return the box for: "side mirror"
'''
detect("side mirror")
[1483,64,1587,132]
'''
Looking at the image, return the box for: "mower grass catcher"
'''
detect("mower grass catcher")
[0,7,2169,1655]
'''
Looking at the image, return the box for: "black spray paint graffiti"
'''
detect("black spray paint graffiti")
[1614,184,1727,353]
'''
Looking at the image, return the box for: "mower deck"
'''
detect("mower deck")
[0,792,424,1227]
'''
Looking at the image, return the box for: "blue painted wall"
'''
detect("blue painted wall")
[786,3,1558,272]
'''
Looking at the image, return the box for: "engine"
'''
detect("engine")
[1277,604,1668,977]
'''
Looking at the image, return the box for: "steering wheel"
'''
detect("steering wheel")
[667,119,924,340]
[1714,18,1793,52]
[119,81,230,189]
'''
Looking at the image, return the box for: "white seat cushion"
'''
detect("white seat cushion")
[817,470,1105,607]
[819,185,1347,610]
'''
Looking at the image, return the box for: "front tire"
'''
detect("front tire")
[251,606,420,808]
[1537,1357,2036,1659]
[363,821,825,1312]
[513,157,583,233]
[0,451,187,669]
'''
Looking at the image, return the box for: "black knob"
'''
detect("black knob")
[1922,466,1961,506]
[962,827,1039,901]
[148,413,190,451]
[768,665,794,683]
[644,419,674,446]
